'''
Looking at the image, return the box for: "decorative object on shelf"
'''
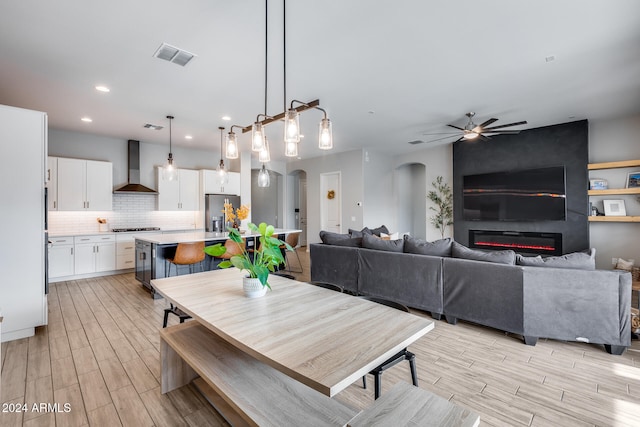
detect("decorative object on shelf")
[235,0,333,157]
[97,217,108,232]
[163,115,178,181]
[603,199,626,216]
[626,172,640,188]
[589,178,608,190]
[614,258,634,271]
[427,176,453,239]
[327,190,335,199]
[204,223,293,297]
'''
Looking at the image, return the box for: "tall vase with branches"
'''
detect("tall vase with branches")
[427,176,453,239]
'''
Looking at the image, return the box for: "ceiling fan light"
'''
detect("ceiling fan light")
[318,117,333,150]
[252,122,265,151]
[258,138,271,162]
[464,132,479,140]
[284,109,300,143]
[225,131,238,159]
[257,164,270,188]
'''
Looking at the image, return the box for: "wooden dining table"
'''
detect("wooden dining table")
[151,268,435,398]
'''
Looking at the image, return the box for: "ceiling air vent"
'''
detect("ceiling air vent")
[143,123,164,130]
[153,42,196,67]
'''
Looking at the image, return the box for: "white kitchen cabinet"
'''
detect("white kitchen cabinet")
[48,236,74,279]
[74,235,116,275]
[157,167,199,210]
[116,233,136,270]
[58,158,113,211]
[202,169,241,195]
[47,156,58,211]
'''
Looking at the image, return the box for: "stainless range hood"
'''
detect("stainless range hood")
[113,140,158,194]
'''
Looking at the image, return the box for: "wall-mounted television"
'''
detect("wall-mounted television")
[463,166,567,221]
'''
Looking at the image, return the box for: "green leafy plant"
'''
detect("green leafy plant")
[427,176,453,239]
[204,222,293,289]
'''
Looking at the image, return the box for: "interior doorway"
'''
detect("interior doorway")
[320,171,342,233]
[251,168,281,226]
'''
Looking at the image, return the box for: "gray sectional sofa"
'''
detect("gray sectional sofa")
[310,232,632,355]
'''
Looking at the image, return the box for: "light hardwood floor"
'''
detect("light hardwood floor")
[1,247,640,426]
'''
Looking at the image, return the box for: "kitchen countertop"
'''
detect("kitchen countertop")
[49,229,202,238]
[134,229,301,245]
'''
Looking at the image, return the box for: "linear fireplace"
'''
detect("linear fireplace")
[469,230,563,256]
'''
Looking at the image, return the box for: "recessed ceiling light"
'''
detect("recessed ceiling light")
[81,117,93,123]
[185,135,193,140]
[95,85,110,92]
[222,116,231,121]
[545,55,555,63]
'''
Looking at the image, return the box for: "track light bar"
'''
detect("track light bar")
[241,99,320,134]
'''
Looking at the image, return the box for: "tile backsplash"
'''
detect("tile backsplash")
[48,194,199,234]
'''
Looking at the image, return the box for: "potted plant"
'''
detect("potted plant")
[204,222,293,297]
[427,176,453,239]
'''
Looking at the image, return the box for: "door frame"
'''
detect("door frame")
[320,171,342,233]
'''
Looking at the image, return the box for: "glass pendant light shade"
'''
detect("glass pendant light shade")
[163,115,179,181]
[284,140,298,157]
[257,164,270,187]
[217,126,228,185]
[318,117,333,150]
[252,122,265,151]
[284,109,300,143]
[225,131,239,159]
[258,138,271,162]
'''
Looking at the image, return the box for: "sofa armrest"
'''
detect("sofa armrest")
[309,243,359,294]
[522,268,631,347]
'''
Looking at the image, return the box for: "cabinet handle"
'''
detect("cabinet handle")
[71,248,73,255]
[47,169,50,181]
[125,246,133,250]
[96,246,99,253]
[53,201,56,209]
[80,238,90,241]
[87,201,89,209]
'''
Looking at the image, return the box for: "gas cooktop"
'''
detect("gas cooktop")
[111,227,161,232]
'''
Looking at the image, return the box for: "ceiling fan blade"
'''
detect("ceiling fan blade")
[454,136,465,143]
[476,118,498,131]
[482,130,522,135]
[483,120,528,131]
[421,131,465,136]
[478,134,490,141]
[422,134,463,144]
[447,124,465,131]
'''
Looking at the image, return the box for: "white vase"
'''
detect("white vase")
[243,276,267,298]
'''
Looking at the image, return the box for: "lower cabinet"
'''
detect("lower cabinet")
[48,236,75,279]
[74,235,116,275]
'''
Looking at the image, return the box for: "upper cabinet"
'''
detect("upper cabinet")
[47,156,58,210]
[57,158,113,211]
[157,167,199,210]
[202,170,241,195]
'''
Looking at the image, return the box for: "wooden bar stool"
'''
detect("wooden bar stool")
[165,241,206,277]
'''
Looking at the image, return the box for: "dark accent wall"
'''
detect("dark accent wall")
[453,120,589,254]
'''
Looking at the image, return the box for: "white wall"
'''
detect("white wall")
[588,114,640,269]
[362,150,394,232]
[287,149,364,244]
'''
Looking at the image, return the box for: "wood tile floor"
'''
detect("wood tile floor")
[2,246,640,426]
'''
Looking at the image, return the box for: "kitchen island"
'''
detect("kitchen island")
[134,229,300,298]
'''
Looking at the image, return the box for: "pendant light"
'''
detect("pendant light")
[216,126,229,185]
[225,127,239,159]
[258,137,271,162]
[317,107,333,150]
[257,163,270,188]
[162,115,178,181]
[284,108,300,143]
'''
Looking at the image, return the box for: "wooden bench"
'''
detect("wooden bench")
[348,381,480,427]
[160,322,359,427]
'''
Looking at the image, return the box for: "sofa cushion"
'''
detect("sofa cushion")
[516,248,596,270]
[369,225,390,236]
[362,233,404,252]
[404,236,452,257]
[348,228,364,238]
[319,231,362,247]
[452,241,516,265]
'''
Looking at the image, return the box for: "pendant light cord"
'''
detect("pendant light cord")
[264,0,268,116]
[283,0,286,112]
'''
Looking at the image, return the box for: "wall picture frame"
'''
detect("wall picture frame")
[626,171,640,188]
[603,199,626,216]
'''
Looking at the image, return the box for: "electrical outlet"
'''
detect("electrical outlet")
[351,216,356,222]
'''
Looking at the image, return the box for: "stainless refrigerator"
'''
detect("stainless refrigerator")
[205,194,241,232]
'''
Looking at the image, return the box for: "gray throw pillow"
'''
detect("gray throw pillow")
[516,248,596,270]
[319,230,362,247]
[403,236,452,257]
[348,228,364,238]
[452,241,516,265]
[362,233,404,252]
[368,225,390,236]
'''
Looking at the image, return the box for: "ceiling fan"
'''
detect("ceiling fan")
[417,112,528,144]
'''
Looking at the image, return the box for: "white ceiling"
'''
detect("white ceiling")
[1,0,639,161]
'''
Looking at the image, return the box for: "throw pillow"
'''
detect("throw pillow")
[369,225,390,236]
[403,236,452,257]
[362,233,404,252]
[452,241,516,265]
[380,232,399,240]
[319,231,362,247]
[348,228,364,238]
[516,248,596,270]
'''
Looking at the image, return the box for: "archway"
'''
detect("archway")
[251,168,283,227]
[288,169,308,246]
[395,162,427,239]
